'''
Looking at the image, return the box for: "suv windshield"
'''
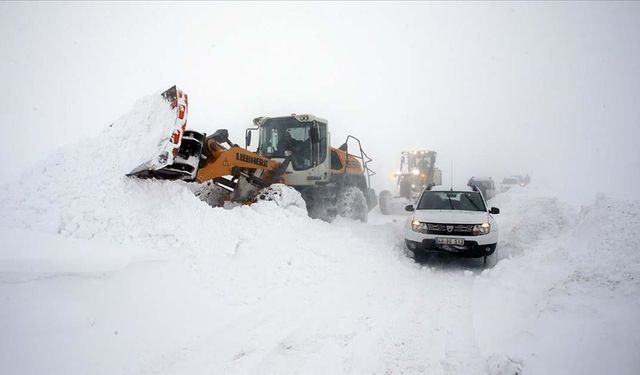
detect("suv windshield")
[417,191,487,212]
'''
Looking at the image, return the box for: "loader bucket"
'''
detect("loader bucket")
[127,86,204,181]
[161,85,178,103]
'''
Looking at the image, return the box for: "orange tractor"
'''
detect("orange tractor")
[128,86,377,221]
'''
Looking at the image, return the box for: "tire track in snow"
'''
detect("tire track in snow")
[134,286,323,375]
[368,264,487,375]
[434,271,485,375]
[253,266,449,375]
[136,219,491,375]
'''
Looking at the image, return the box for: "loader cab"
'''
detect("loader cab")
[251,115,332,185]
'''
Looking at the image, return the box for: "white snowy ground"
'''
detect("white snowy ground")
[1,94,639,375]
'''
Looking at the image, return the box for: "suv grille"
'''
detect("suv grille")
[426,223,474,236]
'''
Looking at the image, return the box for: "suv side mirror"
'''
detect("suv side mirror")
[405,204,414,212]
[490,207,500,214]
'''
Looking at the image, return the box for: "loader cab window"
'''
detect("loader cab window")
[416,154,433,171]
[258,117,327,171]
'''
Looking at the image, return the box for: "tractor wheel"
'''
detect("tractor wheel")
[303,189,337,222]
[399,179,412,199]
[337,186,368,222]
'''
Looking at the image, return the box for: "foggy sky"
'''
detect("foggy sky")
[1,1,638,205]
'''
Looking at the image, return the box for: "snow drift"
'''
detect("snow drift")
[475,189,640,375]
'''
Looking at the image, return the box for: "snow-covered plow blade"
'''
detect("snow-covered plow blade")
[126,86,204,181]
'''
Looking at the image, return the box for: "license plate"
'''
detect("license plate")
[436,237,464,246]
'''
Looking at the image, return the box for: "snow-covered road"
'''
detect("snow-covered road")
[1,94,638,374]
[2,188,638,375]
[0,211,491,375]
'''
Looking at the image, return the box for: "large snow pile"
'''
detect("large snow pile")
[1,91,639,375]
[475,188,640,375]
[0,91,397,303]
[0,92,189,238]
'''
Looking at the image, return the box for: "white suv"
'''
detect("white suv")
[404,185,500,261]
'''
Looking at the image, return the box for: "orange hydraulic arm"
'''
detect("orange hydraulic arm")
[196,140,281,183]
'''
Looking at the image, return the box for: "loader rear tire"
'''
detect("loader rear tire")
[337,186,368,222]
[303,189,337,222]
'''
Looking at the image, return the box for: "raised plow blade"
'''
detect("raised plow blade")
[127,130,205,181]
[127,86,205,181]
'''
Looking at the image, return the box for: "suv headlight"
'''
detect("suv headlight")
[411,220,428,233]
[473,223,491,235]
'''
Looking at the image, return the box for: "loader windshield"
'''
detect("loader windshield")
[257,117,327,170]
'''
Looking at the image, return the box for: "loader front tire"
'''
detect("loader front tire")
[255,184,307,210]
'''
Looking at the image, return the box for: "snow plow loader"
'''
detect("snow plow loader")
[127,86,377,222]
[378,150,442,215]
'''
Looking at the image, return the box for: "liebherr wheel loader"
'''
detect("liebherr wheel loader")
[127,86,377,222]
[378,150,442,215]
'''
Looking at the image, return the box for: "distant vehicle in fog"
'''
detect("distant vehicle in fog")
[500,174,530,192]
[379,150,442,215]
[467,176,496,200]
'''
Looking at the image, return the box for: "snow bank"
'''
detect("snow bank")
[0,227,162,282]
[0,92,185,236]
[474,189,640,375]
[0,91,308,250]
